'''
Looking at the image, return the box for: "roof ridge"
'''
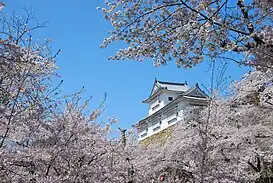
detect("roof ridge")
[183,85,197,95]
[157,80,187,86]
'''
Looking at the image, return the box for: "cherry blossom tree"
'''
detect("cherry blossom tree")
[99,2,273,180]
[3,2,273,183]
[129,69,273,183]
[0,11,133,183]
[100,0,273,69]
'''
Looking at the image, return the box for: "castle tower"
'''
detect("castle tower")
[136,79,208,141]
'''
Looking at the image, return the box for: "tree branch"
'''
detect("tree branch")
[237,0,264,45]
[179,0,250,36]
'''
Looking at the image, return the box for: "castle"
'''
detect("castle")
[136,79,208,141]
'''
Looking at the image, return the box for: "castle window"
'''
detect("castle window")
[152,104,160,110]
[168,97,173,101]
[168,118,177,124]
[189,103,206,106]
[153,126,161,132]
[140,133,147,138]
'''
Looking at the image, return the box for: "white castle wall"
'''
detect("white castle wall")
[138,100,188,141]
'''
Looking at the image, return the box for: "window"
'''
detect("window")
[189,103,206,106]
[140,133,147,138]
[153,126,161,132]
[168,118,177,124]
[168,97,173,101]
[152,104,160,110]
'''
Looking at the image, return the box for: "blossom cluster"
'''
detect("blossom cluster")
[100,0,273,69]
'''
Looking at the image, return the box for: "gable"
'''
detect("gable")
[151,83,160,96]
[184,87,208,98]
[143,80,197,103]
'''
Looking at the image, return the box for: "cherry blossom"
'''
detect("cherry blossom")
[100,0,273,70]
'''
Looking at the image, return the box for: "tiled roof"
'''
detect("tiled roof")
[157,80,190,92]
[143,79,190,103]
[183,83,208,98]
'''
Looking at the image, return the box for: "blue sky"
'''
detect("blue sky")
[4,0,250,132]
